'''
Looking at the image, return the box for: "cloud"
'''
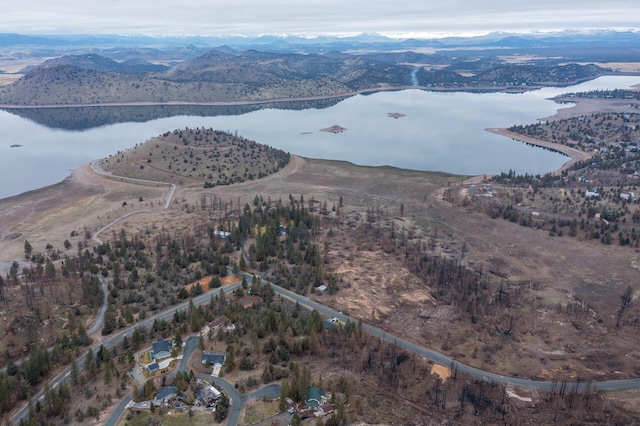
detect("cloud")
[1,0,639,36]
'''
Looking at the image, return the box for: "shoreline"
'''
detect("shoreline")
[0,128,592,203]
[485,127,593,175]
[0,78,608,109]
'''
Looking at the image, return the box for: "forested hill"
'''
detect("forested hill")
[0,49,608,106]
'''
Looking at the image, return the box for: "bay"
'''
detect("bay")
[1,75,640,200]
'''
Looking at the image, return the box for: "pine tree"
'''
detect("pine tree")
[24,240,33,259]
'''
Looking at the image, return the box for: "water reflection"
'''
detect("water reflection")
[1,76,640,200]
[1,97,350,131]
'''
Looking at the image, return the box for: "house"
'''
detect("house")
[201,315,230,337]
[154,385,177,405]
[315,284,327,293]
[201,352,227,377]
[585,189,600,198]
[209,315,229,329]
[202,352,226,367]
[196,384,222,406]
[146,361,159,374]
[152,338,173,360]
[213,230,231,238]
[305,386,326,409]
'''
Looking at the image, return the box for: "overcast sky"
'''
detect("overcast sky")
[2,0,639,38]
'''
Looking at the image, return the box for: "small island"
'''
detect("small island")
[320,124,347,133]
[387,112,406,119]
[10,144,23,148]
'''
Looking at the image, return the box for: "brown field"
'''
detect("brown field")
[584,62,640,73]
[0,57,44,86]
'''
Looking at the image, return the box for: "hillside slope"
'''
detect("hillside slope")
[0,49,609,105]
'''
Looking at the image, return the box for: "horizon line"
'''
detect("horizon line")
[3,27,640,41]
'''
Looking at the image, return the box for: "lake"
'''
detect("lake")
[1,76,640,200]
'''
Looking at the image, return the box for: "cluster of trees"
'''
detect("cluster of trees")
[473,194,640,248]
[238,194,327,294]
[0,345,52,416]
[562,89,640,101]
[509,112,640,150]
[105,127,290,187]
[4,189,343,423]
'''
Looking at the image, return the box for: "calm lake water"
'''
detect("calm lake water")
[1,76,640,200]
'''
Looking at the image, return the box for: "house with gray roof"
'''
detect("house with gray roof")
[146,361,159,374]
[201,352,226,366]
[152,338,173,360]
[154,385,177,406]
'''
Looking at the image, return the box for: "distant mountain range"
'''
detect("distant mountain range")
[2,30,640,54]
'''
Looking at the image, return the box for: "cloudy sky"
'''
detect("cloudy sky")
[2,0,639,37]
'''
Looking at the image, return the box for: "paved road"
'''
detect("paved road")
[104,394,133,426]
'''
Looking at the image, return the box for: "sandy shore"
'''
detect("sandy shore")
[485,128,593,175]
